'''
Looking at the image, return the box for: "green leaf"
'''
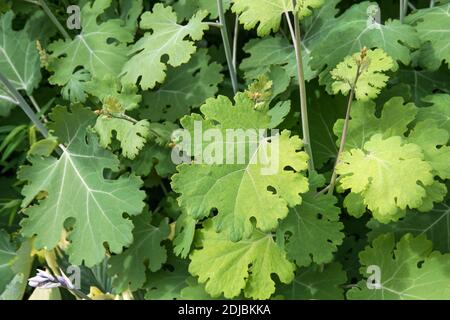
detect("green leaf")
[334,97,418,150]
[172,0,231,20]
[0,11,41,94]
[0,230,15,293]
[277,263,347,300]
[108,213,169,293]
[19,105,146,266]
[61,69,90,103]
[240,36,312,89]
[337,134,434,222]
[368,204,450,253]
[311,1,419,90]
[189,221,295,299]
[0,238,33,300]
[331,49,394,101]
[121,4,209,90]
[406,4,450,70]
[303,83,347,168]
[145,255,191,300]
[85,76,141,111]
[347,233,450,300]
[408,119,450,179]
[174,212,196,259]
[277,173,344,267]
[390,67,450,106]
[140,49,223,122]
[125,142,176,177]
[48,0,134,86]
[172,94,309,241]
[94,116,150,159]
[231,0,323,36]
[417,94,450,133]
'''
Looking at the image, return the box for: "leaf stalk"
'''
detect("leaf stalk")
[285,1,315,172]
[216,0,238,94]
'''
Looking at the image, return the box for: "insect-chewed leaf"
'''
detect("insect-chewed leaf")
[108,213,169,293]
[417,94,450,134]
[277,173,344,267]
[189,220,295,299]
[406,4,450,71]
[94,116,150,159]
[171,94,309,241]
[347,233,450,300]
[121,4,209,90]
[333,97,418,150]
[331,49,395,101]
[48,0,134,86]
[172,0,231,20]
[141,49,223,121]
[19,105,146,266]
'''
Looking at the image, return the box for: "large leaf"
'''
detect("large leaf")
[337,134,434,222]
[172,94,309,241]
[108,213,169,293]
[231,0,323,36]
[277,263,347,300]
[347,233,450,300]
[406,4,450,70]
[333,97,418,150]
[368,204,450,253]
[277,173,344,267]
[48,0,134,86]
[189,221,295,299]
[141,49,223,121]
[19,105,146,266]
[0,11,41,95]
[121,4,209,90]
[0,230,15,293]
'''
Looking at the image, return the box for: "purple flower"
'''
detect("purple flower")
[28,269,75,290]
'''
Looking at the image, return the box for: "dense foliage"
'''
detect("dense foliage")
[0,0,449,300]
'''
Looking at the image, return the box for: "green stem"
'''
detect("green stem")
[430,0,435,8]
[0,72,49,138]
[327,66,361,195]
[38,0,71,41]
[232,16,240,71]
[216,0,238,94]
[206,22,223,28]
[285,4,314,172]
[400,0,408,23]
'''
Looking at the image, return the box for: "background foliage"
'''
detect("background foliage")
[0,0,449,300]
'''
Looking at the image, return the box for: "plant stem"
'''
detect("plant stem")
[206,22,223,28]
[216,0,238,94]
[284,4,315,172]
[29,95,42,113]
[327,65,361,195]
[0,72,49,138]
[38,0,71,41]
[400,0,409,23]
[430,0,435,7]
[232,16,240,71]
